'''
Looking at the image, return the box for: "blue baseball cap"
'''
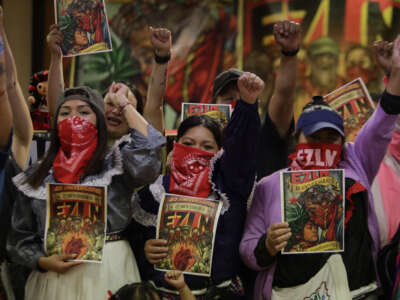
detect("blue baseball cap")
[296,96,344,137]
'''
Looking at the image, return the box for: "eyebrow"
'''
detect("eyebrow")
[60,104,91,109]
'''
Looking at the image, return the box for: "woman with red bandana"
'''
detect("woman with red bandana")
[240,36,400,300]
[6,86,165,299]
[130,72,263,299]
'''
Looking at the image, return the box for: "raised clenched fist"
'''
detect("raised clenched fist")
[237,72,265,104]
[392,35,400,71]
[273,20,301,52]
[47,24,63,57]
[373,40,393,76]
[150,26,171,57]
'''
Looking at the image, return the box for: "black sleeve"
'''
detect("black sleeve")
[380,90,400,115]
[256,112,294,180]
[254,233,276,267]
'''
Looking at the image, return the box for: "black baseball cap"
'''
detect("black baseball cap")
[212,68,243,100]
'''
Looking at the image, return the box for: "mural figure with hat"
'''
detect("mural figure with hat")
[295,37,345,120]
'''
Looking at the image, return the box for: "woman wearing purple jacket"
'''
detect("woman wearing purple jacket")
[240,37,400,300]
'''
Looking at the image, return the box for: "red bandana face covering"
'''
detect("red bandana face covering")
[53,116,98,184]
[289,143,342,170]
[169,143,215,198]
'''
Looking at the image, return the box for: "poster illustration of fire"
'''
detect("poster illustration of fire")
[156,193,222,276]
[181,103,232,127]
[324,78,375,142]
[55,0,112,57]
[281,169,345,254]
[45,183,107,263]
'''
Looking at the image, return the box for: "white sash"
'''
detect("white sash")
[271,254,351,300]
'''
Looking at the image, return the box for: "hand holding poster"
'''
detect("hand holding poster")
[281,169,345,254]
[55,0,112,57]
[181,103,232,127]
[45,183,107,263]
[156,193,222,276]
[324,78,375,142]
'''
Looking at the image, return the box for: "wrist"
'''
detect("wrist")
[155,48,170,57]
[265,240,277,256]
[118,101,133,114]
[38,256,49,270]
[177,284,189,294]
[154,50,171,64]
[50,51,62,61]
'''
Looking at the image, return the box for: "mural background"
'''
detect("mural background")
[72,0,400,128]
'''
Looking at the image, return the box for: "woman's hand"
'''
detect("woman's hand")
[274,20,301,52]
[373,40,393,76]
[150,27,172,58]
[164,270,186,291]
[265,222,291,256]
[237,72,265,104]
[46,24,63,57]
[38,254,83,274]
[144,239,168,264]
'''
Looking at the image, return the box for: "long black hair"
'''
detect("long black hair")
[26,98,108,188]
[177,115,223,149]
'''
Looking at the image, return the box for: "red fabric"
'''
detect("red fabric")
[78,3,104,43]
[169,143,214,198]
[383,75,389,87]
[53,116,98,184]
[31,110,50,130]
[228,100,237,110]
[346,66,376,83]
[312,200,339,241]
[289,143,342,170]
[345,181,366,226]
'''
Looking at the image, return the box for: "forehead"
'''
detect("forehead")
[60,99,90,109]
[180,125,216,142]
[307,128,341,137]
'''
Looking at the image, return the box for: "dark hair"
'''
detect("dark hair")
[110,282,159,300]
[25,98,108,188]
[177,115,223,149]
[104,82,144,115]
[211,81,237,104]
[286,212,312,250]
[29,70,49,109]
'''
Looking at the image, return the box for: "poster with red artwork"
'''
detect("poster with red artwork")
[156,193,222,276]
[45,183,107,263]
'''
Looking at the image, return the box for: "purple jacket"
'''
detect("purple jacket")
[239,103,397,300]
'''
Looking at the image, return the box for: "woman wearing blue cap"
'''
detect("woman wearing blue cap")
[240,36,400,300]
